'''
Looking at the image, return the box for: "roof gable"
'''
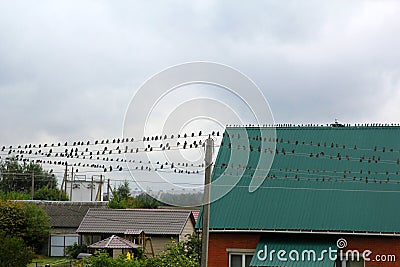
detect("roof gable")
[77,208,193,235]
[202,126,400,233]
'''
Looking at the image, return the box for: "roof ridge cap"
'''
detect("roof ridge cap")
[105,235,115,247]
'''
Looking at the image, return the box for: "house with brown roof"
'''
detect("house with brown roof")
[33,201,108,256]
[77,208,195,255]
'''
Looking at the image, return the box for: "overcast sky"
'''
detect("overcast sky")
[1,1,400,146]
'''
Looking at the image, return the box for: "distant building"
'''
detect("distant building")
[64,175,104,201]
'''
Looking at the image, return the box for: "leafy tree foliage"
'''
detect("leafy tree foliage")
[80,250,145,267]
[0,158,57,194]
[0,200,51,251]
[0,200,26,237]
[116,180,131,199]
[65,242,88,259]
[34,186,69,201]
[23,202,52,248]
[0,231,33,267]
[0,190,30,200]
[108,181,159,209]
[182,233,201,262]
[135,193,159,209]
[146,234,200,267]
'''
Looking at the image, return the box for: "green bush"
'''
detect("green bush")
[146,239,200,267]
[66,242,87,259]
[0,231,33,267]
[34,186,69,201]
[78,234,200,267]
[0,200,51,252]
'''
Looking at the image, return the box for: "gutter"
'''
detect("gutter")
[209,229,400,237]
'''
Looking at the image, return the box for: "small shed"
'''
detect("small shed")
[88,235,141,259]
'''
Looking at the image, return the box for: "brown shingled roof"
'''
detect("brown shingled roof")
[77,208,193,235]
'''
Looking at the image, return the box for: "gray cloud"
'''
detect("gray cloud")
[0,0,399,147]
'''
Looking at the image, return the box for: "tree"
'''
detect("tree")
[34,186,68,201]
[107,181,159,209]
[0,200,26,237]
[135,193,159,209]
[146,236,200,267]
[181,233,201,262]
[0,190,30,200]
[116,180,131,199]
[0,231,33,267]
[0,200,51,251]
[0,158,57,194]
[23,202,51,249]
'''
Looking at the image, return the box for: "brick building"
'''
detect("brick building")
[198,126,400,267]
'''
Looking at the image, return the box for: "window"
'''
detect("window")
[229,253,254,267]
[50,234,79,256]
[335,258,365,267]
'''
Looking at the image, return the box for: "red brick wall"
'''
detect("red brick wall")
[208,233,400,267]
[344,236,400,267]
[208,232,261,267]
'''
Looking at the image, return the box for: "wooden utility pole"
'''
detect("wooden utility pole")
[201,137,214,267]
[96,175,103,201]
[69,167,74,201]
[60,162,67,200]
[64,163,67,194]
[31,172,34,200]
[107,178,110,201]
[90,176,94,201]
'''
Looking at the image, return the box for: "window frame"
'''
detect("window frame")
[226,248,255,267]
[336,253,366,267]
[50,234,79,257]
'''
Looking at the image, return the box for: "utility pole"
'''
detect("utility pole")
[201,137,214,267]
[31,172,34,200]
[60,162,67,200]
[97,175,103,201]
[70,166,74,201]
[64,163,68,195]
[90,176,94,201]
[107,178,110,201]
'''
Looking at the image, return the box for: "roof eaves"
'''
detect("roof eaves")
[209,228,400,237]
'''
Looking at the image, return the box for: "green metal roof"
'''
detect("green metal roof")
[250,237,337,266]
[197,126,400,233]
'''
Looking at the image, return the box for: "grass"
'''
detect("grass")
[29,257,72,267]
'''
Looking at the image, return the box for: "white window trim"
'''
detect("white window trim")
[337,254,366,267]
[227,249,255,267]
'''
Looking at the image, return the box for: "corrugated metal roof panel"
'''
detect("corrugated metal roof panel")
[198,126,400,233]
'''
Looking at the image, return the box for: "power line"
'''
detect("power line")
[0,131,222,152]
